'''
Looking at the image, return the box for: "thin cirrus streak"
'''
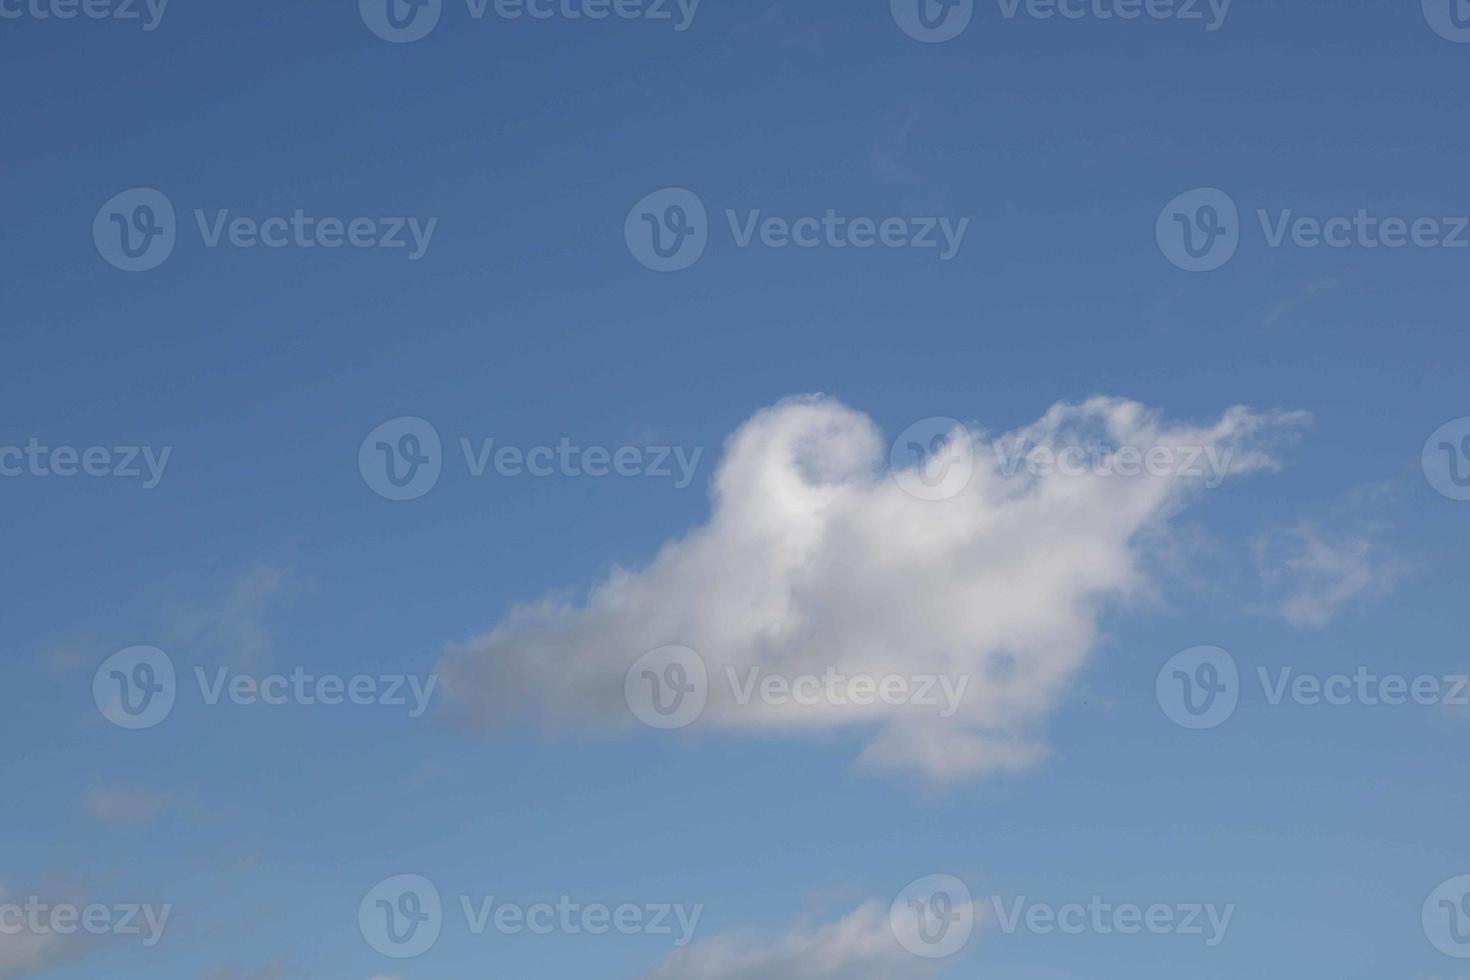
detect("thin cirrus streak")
[437,394,1310,782]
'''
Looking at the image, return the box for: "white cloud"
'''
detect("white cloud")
[0,886,82,980]
[1256,524,1404,627]
[0,930,68,980]
[439,395,1306,782]
[639,900,945,980]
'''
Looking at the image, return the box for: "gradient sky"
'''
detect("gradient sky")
[2,1,1469,978]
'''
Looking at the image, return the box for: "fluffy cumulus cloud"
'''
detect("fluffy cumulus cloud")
[639,900,937,980]
[438,395,1307,782]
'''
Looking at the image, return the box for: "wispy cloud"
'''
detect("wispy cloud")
[32,634,101,674]
[0,885,86,980]
[1264,276,1340,327]
[162,565,294,669]
[203,959,295,980]
[1254,483,1408,627]
[86,788,172,824]
[868,103,925,182]
[1255,522,1405,627]
[640,899,962,980]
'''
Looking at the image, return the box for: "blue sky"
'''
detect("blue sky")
[2,0,1469,977]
